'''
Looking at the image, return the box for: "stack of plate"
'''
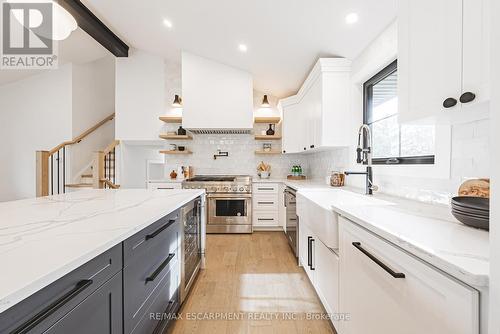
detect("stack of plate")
[451,196,489,230]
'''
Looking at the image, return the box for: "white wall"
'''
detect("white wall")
[489,0,499,331]
[0,65,73,201]
[307,21,491,205]
[70,56,116,180]
[115,49,165,141]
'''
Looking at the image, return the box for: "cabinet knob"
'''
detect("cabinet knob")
[310,145,315,149]
[303,147,306,151]
[459,92,476,104]
[443,97,457,109]
[282,150,286,154]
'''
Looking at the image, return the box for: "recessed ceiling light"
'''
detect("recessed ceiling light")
[345,13,359,24]
[163,19,173,29]
[238,44,248,53]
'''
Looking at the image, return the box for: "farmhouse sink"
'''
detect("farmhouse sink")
[296,189,391,249]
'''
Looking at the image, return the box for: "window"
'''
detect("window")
[363,60,435,165]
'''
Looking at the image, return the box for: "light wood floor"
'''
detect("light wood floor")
[167,232,335,334]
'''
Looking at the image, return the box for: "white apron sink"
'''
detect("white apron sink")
[297,189,391,250]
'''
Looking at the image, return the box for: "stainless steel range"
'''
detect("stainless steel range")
[182,175,252,234]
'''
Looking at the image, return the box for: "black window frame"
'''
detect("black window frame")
[363,59,435,165]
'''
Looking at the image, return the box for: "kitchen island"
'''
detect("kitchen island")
[0,188,205,333]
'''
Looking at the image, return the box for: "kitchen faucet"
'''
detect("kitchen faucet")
[344,124,378,195]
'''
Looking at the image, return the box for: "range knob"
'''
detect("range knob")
[239,187,244,191]
[232,186,238,191]
[223,186,229,191]
[210,186,218,192]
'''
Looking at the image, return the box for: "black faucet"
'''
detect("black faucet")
[345,124,378,195]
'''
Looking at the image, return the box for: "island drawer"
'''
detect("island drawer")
[129,264,180,334]
[0,244,122,334]
[123,209,180,265]
[123,248,180,333]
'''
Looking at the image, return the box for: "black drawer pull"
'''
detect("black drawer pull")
[310,238,315,270]
[443,97,457,108]
[257,218,275,221]
[12,279,93,334]
[352,242,405,278]
[459,92,476,103]
[258,187,275,191]
[257,201,275,205]
[145,219,176,240]
[146,253,175,283]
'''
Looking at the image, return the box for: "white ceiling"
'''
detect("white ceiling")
[0,28,109,86]
[83,0,396,98]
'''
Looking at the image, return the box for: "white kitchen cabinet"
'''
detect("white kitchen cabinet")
[339,217,479,334]
[252,183,281,229]
[298,222,315,283]
[298,221,340,318]
[280,58,352,154]
[398,0,490,123]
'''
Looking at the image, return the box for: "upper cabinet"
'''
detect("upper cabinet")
[398,0,490,123]
[280,58,352,154]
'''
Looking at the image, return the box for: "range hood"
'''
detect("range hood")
[181,52,254,134]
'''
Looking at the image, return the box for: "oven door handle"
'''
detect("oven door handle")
[207,194,252,199]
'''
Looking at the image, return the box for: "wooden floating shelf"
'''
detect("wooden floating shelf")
[255,150,282,155]
[254,135,282,140]
[159,116,182,123]
[254,117,281,124]
[159,134,192,140]
[159,150,193,155]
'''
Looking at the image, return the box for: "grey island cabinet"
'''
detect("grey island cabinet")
[0,189,205,334]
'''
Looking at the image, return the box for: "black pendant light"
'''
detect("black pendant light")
[261,95,270,108]
[172,94,182,107]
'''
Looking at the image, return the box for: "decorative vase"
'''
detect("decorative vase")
[177,126,186,136]
[266,124,275,136]
[170,170,178,179]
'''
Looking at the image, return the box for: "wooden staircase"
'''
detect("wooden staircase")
[36,113,120,197]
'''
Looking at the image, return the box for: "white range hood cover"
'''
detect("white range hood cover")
[181,52,254,133]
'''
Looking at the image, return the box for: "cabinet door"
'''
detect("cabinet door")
[398,0,463,122]
[315,240,339,316]
[298,222,315,284]
[45,273,123,334]
[462,0,490,106]
[339,218,479,334]
[282,103,301,153]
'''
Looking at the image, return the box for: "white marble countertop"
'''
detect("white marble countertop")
[0,188,205,313]
[296,186,489,288]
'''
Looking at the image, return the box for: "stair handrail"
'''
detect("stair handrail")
[48,113,115,155]
[36,113,115,197]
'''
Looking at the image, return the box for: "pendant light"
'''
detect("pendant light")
[172,95,182,107]
[261,95,270,108]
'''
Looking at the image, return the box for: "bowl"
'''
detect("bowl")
[451,203,489,216]
[451,210,489,230]
[452,207,488,219]
[451,196,489,211]
[259,171,270,179]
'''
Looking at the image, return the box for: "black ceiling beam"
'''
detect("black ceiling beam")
[57,0,129,57]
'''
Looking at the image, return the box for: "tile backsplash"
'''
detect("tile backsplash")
[163,133,307,179]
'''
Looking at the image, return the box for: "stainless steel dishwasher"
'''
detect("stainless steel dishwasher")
[180,197,202,303]
[284,187,298,257]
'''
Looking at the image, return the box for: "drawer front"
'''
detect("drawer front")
[123,210,180,265]
[44,272,122,334]
[123,224,180,333]
[253,194,279,211]
[129,265,180,334]
[0,245,122,334]
[339,217,479,334]
[253,211,279,226]
[252,183,279,194]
